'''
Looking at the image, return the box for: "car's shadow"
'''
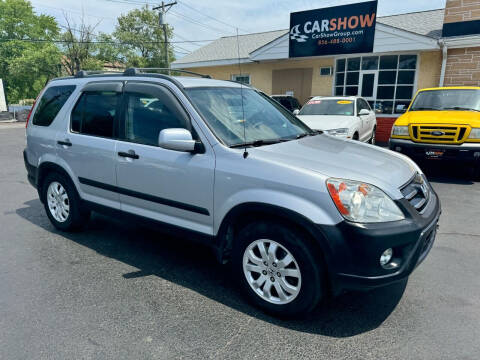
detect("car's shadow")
[17,199,407,338]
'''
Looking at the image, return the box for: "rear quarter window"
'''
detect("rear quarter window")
[32,85,76,126]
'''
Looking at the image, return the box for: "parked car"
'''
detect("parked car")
[390,86,480,178]
[24,69,440,316]
[295,96,377,143]
[271,94,301,113]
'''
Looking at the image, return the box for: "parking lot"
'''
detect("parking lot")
[1,123,480,359]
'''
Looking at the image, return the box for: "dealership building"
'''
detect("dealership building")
[172,0,480,142]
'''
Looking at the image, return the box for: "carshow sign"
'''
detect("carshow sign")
[289,1,378,58]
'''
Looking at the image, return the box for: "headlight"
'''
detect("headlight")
[468,128,480,139]
[326,128,349,136]
[326,178,405,223]
[391,125,409,137]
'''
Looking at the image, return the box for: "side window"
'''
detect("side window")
[71,91,120,138]
[123,86,189,147]
[357,99,370,113]
[32,85,76,126]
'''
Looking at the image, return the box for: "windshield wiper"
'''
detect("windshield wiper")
[229,139,283,148]
[442,106,480,112]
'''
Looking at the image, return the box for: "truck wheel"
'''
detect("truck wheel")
[42,172,90,231]
[470,163,480,181]
[232,221,325,316]
[353,132,359,141]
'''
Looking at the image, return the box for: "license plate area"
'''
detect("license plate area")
[425,149,444,158]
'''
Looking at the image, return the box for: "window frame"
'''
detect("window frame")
[118,82,193,148]
[231,74,251,85]
[69,85,123,140]
[333,52,419,116]
[32,85,76,127]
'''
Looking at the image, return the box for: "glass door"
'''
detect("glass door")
[359,71,377,103]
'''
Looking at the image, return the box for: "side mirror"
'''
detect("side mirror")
[293,109,300,115]
[158,128,196,152]
[359,109,370,116]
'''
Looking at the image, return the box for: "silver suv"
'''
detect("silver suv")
[24,69,441,316]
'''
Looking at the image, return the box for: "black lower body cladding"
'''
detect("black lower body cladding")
[316,190,441,295]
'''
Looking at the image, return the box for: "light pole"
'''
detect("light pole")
[153,1,177,74]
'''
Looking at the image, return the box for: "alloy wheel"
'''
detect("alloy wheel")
[47,181,70,223]
[242,239,302,305]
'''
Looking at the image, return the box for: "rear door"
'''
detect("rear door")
[56,81,123,209]
[115,81,215,235]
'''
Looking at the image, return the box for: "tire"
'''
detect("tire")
[353,132,359,141]
[232,221,325,317]
[369,127,376,145]
[42,172,90,231]
[469,163,480,181]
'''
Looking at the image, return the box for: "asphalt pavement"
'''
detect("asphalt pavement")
[1,123,479,359]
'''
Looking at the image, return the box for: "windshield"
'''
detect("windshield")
[186,87,313,147]
[410,89,480,112]
[299,99,355,116]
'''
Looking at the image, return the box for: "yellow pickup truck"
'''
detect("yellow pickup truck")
[389,86,480,177]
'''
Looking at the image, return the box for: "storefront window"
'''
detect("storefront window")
[334,54,418,115]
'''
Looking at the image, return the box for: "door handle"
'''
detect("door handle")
[57,140,72,147]
[118,151,139,159]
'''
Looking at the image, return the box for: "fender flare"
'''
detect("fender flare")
[214,202,335,270]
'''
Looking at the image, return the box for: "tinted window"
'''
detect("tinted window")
[347,57,360,71]
[124,92,188,146]
[357,99,370,112]
[32,85,75,126]
[71,91,119,138]
[399,55,417,69]
[380,55,398,69]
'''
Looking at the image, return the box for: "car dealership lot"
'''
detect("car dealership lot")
[1,124,480,359]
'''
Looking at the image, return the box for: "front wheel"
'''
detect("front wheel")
[233,221,325,316]
[369,126,376,144]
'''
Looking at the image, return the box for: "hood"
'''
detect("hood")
[399,110,480,127]
[297,115,354,131]
[249,134,417,198]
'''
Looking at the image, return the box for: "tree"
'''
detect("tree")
[113,5,175,68]
[0,0,62,103]
[60,14,103,75]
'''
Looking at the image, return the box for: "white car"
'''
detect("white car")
[295,96,377,143]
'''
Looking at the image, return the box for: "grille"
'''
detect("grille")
[400,173,430,213]
[410,124,470,144]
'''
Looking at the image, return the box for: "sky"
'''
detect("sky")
[30,0,447,58]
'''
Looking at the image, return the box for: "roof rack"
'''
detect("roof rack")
[123,67,211,78]
[74,70,123,78]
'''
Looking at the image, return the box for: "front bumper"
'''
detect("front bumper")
[389,138,480,162]
[317,187,441,295]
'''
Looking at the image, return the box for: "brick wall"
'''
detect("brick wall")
[376,117,396,144]
[444,47,480,86]
[444,0,480,23]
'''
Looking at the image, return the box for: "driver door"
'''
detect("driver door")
[115,81,215,235]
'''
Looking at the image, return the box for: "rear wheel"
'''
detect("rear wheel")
[42,172,90,231]
[233,221,325,316]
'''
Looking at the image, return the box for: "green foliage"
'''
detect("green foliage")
[113,5,175,68]
[0,0,62,103]
[0,1,177,103]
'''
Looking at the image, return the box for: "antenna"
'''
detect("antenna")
[235,28,248,159]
